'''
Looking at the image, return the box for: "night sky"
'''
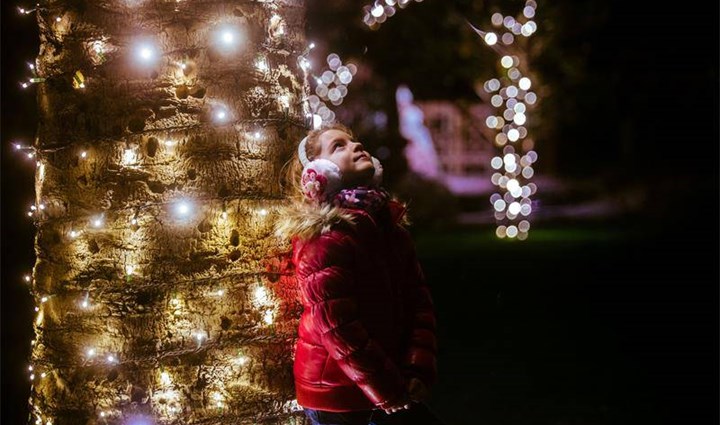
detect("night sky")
[2,1,717,424]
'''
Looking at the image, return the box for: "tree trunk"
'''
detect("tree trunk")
[29,1,307,424]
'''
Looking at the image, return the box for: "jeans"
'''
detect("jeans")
[303,403,446,425]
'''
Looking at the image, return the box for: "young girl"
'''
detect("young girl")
[276,123,443,425]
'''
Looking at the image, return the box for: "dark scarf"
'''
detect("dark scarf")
[330,186,390,216]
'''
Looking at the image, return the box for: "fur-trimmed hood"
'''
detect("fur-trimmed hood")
[275,198,410,241]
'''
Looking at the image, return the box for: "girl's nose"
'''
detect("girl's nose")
[352,141,365,152]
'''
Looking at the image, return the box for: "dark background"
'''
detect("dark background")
[2,1,717,424]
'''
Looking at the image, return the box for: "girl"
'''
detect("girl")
[276,123,443,425]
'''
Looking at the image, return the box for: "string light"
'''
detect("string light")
[472,0,539,240]
[22,3,303,421]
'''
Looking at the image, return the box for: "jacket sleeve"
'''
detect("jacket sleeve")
[399,228,438,387]
[296,231,407,408]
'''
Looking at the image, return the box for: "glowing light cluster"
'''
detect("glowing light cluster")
[472,0,540,240]
[362,0,424,28]
[306,53,357,126]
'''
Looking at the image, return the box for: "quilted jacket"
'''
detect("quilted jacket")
[279,199,437,412]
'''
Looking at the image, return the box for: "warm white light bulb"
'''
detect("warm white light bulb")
[176,201,191,216]
[87,348,96,358]
[80,151,87,158]
[222,31,234,44]
[138,46,154,62]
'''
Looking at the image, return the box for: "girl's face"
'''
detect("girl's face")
[316,129,375,187]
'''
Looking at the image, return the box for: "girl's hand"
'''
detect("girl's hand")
[381,394,412,414]
[383,400,412,415]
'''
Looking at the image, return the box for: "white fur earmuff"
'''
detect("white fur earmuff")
[298,136,384,202]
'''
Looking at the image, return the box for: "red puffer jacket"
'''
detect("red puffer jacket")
[290,200,437,412]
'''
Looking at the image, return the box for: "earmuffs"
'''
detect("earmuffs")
[298,136,383,202]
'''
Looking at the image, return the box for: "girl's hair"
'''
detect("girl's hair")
[280,122,354,203]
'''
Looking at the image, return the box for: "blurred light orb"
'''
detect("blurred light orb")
[521,185,532,198]
[502,33,515,45]
[496,225,507,238]
[523,6,536,18]
[506,178,520,192]
[519,77,532,90]
[493,199,507,212]
[507,86,518,98]
[371,4,385,17]
[488,78,501,91]
[486,116,499,128]
[495,133,508,145]
[506,225,519,238]
[514,113,527,125]
[508,129,520,141]
[503,16,515,28]
[491,13,504,26]
[501,56,513,68]
[508,68,521,80]
[522,166,535,179]
[490,193,502,204]
[525,92,537,104]
[484,32,498,46]
[491,95,503,107]
[519,220,531,232]
[491,156,503,169]
[514,102,526,113]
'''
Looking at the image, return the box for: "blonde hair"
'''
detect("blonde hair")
[280,122,354,204]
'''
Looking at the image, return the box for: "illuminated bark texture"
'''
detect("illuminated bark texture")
[30,1,306,424]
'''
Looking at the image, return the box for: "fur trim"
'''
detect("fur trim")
[274,202,357,241]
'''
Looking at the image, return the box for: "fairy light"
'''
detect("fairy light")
[214,25,243,54]
[255,57,269,72]
[263,310,274,325]
[213,106,230,123]
[175,200,192,217]
[80,151,87,159]
[213,392,225,408]
[194,330,207,346]
[91,215,104,228]
[86,348,96,358]
[80,293,90,309]
[258,208,268,217]
[24,274,32,283]
[122,148,137,165]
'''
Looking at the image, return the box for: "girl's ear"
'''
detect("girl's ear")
[371,157,383,186]
[301,159,343,202]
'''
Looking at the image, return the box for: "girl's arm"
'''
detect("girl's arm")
[296,231,408,410]
[399,227,438,388]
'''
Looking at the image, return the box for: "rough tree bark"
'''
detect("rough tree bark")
[29,1,306,424]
